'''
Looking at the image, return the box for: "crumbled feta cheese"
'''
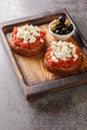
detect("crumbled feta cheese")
[51,56,58,62]
[40,38,44,43]
[73,54,78,61]
[61,46,69,54]
[69,43,75,48]
[50,41,78,62]
[56,52,66,61]
[29,36,36,43]
[16,24,41,43]
[51,41,57,45]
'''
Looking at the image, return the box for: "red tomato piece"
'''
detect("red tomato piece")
[13,27,18,34]
[47,47,52,52]
[40,31,46,38]
[21,42,28,48]
[34,41,40,46]
[36,36,40,41]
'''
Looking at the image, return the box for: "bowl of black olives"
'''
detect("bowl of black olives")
[49,16,75,40]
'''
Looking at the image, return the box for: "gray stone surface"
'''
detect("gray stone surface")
[0,0,87,130]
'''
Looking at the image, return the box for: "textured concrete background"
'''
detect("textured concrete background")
[0,0,87,130]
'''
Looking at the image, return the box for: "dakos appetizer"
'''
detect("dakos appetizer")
[11,24,46,56]
[45,41,82,75]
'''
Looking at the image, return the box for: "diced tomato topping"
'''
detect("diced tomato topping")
[21,42,29,48]
[50,61,55,66]
[57,63,63,68]
[13,27,18,34]
[47,47,52,51]
[45,46,81,69]
[12,27,46,49]
[13,38,22,45]
[40,31,46,38]
[34,41,40,46]
[36,36,40,41]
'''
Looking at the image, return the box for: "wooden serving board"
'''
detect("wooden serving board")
[0,9,87,100]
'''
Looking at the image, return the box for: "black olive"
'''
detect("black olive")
[65,30,71,34]
[55,30,60,34]
[56,23,63,30]
[62,30,66,34]
[67,24,73,31]
[59,31,63,35]
[55,30,63,35]
[63,23,66,28]
[52,29,57,33]
[59,16,66,23]
[61,28,67,34]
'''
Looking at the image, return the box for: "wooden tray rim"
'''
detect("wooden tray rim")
[0,9,87,99]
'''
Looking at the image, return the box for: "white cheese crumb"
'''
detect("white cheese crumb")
[73,54,78,61]
[51,56,58,62]
[40,38,44,43]
[29,36,36,43]
[16,24,41,43]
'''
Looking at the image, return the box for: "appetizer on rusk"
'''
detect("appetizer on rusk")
[45,41,82,75]
[11,24,46,56]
